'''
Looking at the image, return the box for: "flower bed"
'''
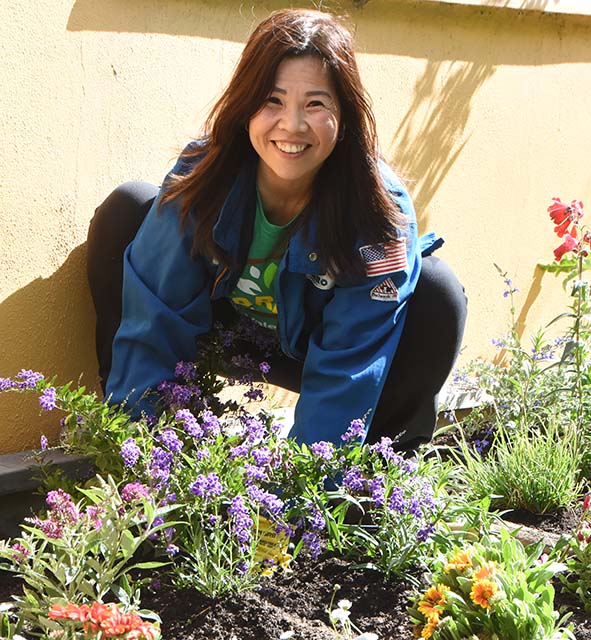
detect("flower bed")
[1,197,591,639]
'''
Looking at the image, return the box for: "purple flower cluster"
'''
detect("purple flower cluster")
[26,489,80,538]
[0,377,16,391]
[158,429,183,453]
[175,409,204,439]
[246,485,284,517]
[120,438,141,468]
[201,410,221,437]
[342,465,365,492]
[16,369,44,389]
[174,361,198,382]
[368,476,386,507]
[38,386,57,411]
[341,418,366,442]
[369,437,403,464]
[121,482,151,503]
[302,531,323,559]
[251,446,272,467]
[228,495,253,549]
[189,473,223,501]
[310,441,335,461]
[258,361,271,374]
[150,446,173,489]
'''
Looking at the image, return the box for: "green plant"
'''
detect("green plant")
[0,476,172,638]
[556,493,591,613]
[456,417,583,514]
[408,529,574,639]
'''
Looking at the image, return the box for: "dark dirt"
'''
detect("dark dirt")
[2,551,590,639]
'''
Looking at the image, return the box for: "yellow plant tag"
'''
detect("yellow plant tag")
[253,515,291,573]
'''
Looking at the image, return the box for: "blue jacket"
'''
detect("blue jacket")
[107,142,442,445]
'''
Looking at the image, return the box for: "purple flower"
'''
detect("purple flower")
[46,489,79,524]
[174,361,197,381]
[149,446,173,488]
[230,443,250,459]
[246,485,284,516]
[302,531,323,559]
[408,496,423,518]
[201,410,221,437]
[189,473,223,501]
[166,543,179,556]
[0,377,16,391]
[244,387,264,401]
[120,438,141,468]
[368,476,386,507]
[259,361,271,374]
[417,524,435,542]
[369,437,402,464]
[175,409,204,439]
[160,492,177,506]
[251,446,272,467]
[341,418,366,442]
[149,516,164,540]
[40,435,48,451]
[158,429,183,454]
[245,463,269,482]
[228,495,253,545]
[388,486,407,513]
[307,507,326,531]
[85,505,104,530]
[342,466,365,493]
[10,543,30,563]
[242,415,267,444]
[196,447,210,460]
[310,441,335,461]
[121,482,151,503]
[16,369,44,389]
[38,387,57,411]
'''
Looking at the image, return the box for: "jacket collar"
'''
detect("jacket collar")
[212,152,324,275]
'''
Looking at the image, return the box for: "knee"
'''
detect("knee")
[416,255,467,322]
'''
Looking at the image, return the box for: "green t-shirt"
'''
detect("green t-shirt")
[229,191,295,329]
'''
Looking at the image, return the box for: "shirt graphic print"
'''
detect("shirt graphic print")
[230,192,294,329]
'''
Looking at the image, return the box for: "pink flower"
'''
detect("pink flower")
[548,197,584,238]
[583,494,591,511]
[554,233,578,262]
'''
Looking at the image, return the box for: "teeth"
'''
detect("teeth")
[275,142,307,154]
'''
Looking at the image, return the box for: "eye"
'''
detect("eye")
[266,96,282,105]
[307,100,326,108]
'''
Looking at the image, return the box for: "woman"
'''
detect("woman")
[87,9,467,450]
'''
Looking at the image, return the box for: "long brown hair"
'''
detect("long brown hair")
[162,8,405,283]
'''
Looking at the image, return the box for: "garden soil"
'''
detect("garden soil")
[1,551,590,639]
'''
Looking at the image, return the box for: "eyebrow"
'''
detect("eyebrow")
[272,87,334,99]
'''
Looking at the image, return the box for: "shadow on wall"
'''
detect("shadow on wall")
[65,0,591,62]
[0,244,100,454]
[391,61,495,222]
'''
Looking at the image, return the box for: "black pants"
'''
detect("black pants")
[87,183,467,449]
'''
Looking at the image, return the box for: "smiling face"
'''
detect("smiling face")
[248,55,341,198]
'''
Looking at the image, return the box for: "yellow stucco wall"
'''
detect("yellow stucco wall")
[2,0,591,453]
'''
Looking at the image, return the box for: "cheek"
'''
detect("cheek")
[315,113,340,145]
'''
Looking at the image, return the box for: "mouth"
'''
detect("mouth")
[273,141,310,155]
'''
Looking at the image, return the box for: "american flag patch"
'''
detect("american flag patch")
[359,239,407,277]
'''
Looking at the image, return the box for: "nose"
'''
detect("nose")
[279,106,308,133]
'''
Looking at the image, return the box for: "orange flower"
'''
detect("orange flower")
[445,549,473,573]
[48,603,90,622]
[421,615,440,639]
[417,584,448,618]
[474,560,497,581]
[470,578,498,608]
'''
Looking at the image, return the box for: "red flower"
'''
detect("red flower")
[554,233,578,262]
[548,197,584,238]
[583,494,591,511]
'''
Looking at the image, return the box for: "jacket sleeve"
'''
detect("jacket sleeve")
[289,170,423,446]
[106,143,212,416]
